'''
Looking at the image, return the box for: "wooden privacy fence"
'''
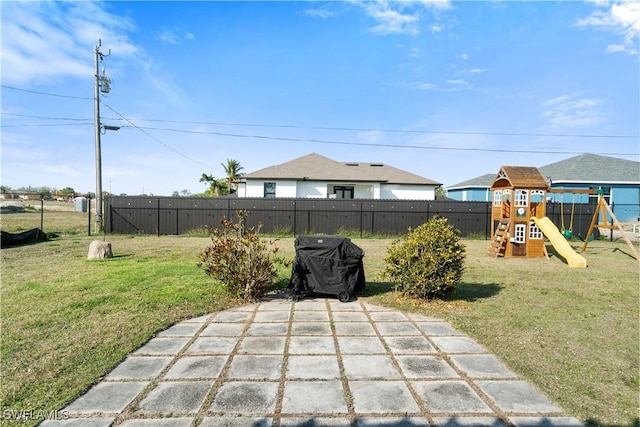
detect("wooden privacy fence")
[105,196,600,239]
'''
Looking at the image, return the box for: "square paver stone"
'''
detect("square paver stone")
[449,355,516,378]
[350,381,420,414]
[369,311,408,321]
[212,311,253,322]
[356,417,431,426]
[509,417,584,427]
[291,322,332,335]
[200,417,272,426]
[138,381,212,414]
[134,338,190,355]
[416,322,465,336]
[157,323,202,337]
[293,300,328,310]
[64,382,147,414]
[334,322,376,336]
[120,418,194,426]
[183,314,211,323]
[384,336,436,354]
[329,301,364,311]
[338,337,386,354]
[227,355,283,380]
[362,303,393,311]
[210,382,278,414]
[412,381,492,413]
[375,322,421,336]
[342,355,401,379]
[185,337,237,354]
[201,323,246,336]
[253,311,291,322]
[432,417,508,427]
[431,337,486,354]
[258,300,293,311]
[164,356,227,379]
[106,356,172,380]
[247,323,289,336]
[287,355,341,379]
[293,311,330,321]
[40,419,115,427]
[396,356,459,379]
[280,417,351,426]
[282,381,348,414]
[288,336,336,354]
[477,381,561,413]
[238,336,287,354]
[331,311,369,321]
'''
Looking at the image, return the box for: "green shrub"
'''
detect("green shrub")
[197,210,278,301]
[383,216,466,299]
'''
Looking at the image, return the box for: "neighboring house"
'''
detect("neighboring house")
[446,153,640,221]
[0,191,41,201]
[444,174,495,202]
[237,153,441,200]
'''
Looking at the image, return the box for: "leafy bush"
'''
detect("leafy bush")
[197,210,278,301]
[383,216,466,299]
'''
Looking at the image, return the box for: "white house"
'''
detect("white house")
[237,153,440,200]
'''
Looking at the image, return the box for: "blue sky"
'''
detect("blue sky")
[2,1,638,196]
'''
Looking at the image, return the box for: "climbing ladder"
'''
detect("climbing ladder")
[488,219,510,257]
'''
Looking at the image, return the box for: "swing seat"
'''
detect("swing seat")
[562,229,573,239]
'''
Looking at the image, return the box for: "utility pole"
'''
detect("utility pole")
[93,39,114,233]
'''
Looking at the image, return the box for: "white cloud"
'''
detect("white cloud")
[157,30,195,44]
[357,0,451,36]
[1,2,137,85]
[303,9,335,19]
[469,68,487,73]
[158,31,180,44]
[541,95,610,129]
[575,0,640,55]
[458,53,468,60]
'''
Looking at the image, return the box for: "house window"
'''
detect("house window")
[502,189,512,203]
[515,190,528,207]
[529,221,543,239]
[264,182,276,198]
[334,186,354,199]
[514,223,526,243]
[493,190,502,206]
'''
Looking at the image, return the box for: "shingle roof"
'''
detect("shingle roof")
[538,153,639,184]
[447,174,495,190]
[242,153,440,185]
[446,153,640,190]
[491,166,548,189]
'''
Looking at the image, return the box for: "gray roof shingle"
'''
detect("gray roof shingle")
[447,153,640,189]
[242,153,440,185]
[538,153,639,184]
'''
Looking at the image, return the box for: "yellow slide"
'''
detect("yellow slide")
[531,216,587,268]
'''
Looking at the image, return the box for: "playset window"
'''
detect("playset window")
[515,189,528,207]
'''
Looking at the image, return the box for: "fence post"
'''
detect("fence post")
[485,202,490,240]
[359,201,363,238]
[157,198,160,236]
[88,197,92,236]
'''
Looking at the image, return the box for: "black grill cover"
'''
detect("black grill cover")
[289,235,365,301]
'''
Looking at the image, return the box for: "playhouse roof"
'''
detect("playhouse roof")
[490,166,549,190]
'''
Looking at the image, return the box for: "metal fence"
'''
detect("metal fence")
[105,196,609,239]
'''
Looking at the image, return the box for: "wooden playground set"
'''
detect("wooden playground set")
[486,166,638,267]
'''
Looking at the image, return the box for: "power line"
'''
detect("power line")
[0,123,93,128]
[119,125,639,157]
[1,84,92,100]
[1,112,93,121]
[2,85,637,140]
[102,103,215,169]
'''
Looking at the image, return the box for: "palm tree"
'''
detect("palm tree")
[221,159,244,195]
[199,173,228,196]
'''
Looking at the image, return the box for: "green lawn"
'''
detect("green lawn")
[1,209,638,426]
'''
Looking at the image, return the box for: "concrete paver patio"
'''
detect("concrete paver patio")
[43,295,584,427]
